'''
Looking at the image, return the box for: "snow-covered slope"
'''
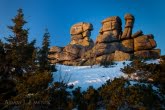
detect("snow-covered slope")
[53,61,131,91]
[53,59,159,91]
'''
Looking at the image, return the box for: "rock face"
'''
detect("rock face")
[114,51,132,61]
[49,22,94,65]
[121,14,134,40]
[49,14,161,66]
[134,35,156,51]
[96,16,122,43]
[70,22,94,47]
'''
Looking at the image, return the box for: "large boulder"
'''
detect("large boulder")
[96,53,114,62]
[96,33,119,43]
[121,14,134,40]
[70,22,93,48]
[124,14,134,27]
[55,52,78,61]
[134,49,160,59]
[49,46,63,53]
[94,42,120,56]
[63,44,82,55]
[82,23,93,31]
[102,16,122,32]
[114,50,131,61]
[82,30,91,37]
[134,35,156,51]
[71,34,83,41]
[70,22,93,35]
[121,39,134,52]
[132,30,143,38]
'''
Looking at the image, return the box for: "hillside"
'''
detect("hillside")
[53,59,159,91]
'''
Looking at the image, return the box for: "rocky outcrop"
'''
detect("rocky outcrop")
[114,51,132,61]
[49,14,161,66]
[134,35,156,51]
[96,16,122,43]
[121,14,134,40]
[49,22,94,65]
[70,22,94,48]
[134,49,160,59]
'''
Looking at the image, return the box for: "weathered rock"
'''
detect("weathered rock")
[71,34,83,40]
[134,49,160,59]
[102,16,122,32]
[63,44,81,55]
[82,30,91,37]
[49,59,58,64]
[102,16,122,24]
[49,46,63,53]
[70,22,93,48]
[96,34,119,43]
[48,54,57,60]
[49,14,161,66]
[102,21,121,31]
[103,30,121,39]
[70,22,93,35]
[121,27,132,40]
[124,14,135,21]
[94,42,120,56]
[121,39,134,52]
[70,22,83,35]
[56,52,78,61]
[82,23,93,31]
[134,35,157,51]
[114,50,131,61]
[81,49,95,59]
[96,53,114,62]
[121,14,134,40]
[99,27,103,34]
[132,30,143,38]
[62,60,80,66]
[81,38,94,47]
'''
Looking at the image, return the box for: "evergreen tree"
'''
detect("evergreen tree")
[5,8,28,46]
[38,29,51,71]
[0,40,16,110]
[2,9,52,110]
[4,8,35,74]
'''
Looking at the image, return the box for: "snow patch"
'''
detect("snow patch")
[53,61,131,91]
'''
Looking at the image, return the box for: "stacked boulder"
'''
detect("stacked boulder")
[133,34,160,59]
[49,14,161,66]
[48,22,94,65]
[70,22,94,48]
[116,14,135,61]
[93,16,122,63]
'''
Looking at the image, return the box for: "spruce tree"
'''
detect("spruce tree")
[4,8,35,74]
[38,29,51,71]
[0,40,16,110]
[6,8,28,46]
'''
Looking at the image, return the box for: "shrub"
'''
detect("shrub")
[100,60,115,68]
[99,78,164,110]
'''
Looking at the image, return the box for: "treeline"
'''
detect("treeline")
[0,9,165,110]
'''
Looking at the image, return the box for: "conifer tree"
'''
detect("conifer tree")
[0,40,17,110]
[6,8,28,46]
[2,10,53,109]
[38,29,51,71]
[4,8,35,74]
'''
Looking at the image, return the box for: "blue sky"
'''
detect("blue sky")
[0,0,165,54]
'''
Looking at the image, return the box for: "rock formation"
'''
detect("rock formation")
[49,14,161,66]
[48,22,94,65]
[70,22,94,47]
